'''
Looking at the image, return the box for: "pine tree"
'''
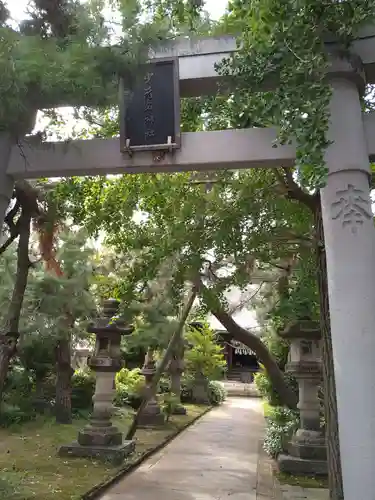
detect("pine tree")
[0,227,97,422]
[24,228,96,423]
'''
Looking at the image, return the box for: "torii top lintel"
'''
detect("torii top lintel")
[147,24,375,98]
[6,25,375,179]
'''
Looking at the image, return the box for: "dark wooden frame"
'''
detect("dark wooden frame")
[119,57,181,153]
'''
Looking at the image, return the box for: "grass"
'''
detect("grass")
[0,404,207,500]
[276,471,328,489]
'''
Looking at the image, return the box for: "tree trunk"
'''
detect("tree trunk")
[0,210,31,402]
[208,301,298,410]
[55,338,74,424]
[126,287,197,440]
[171,369,182,398]
[314,196,343,500]
[169,330,185,401]
[33,371,52,413]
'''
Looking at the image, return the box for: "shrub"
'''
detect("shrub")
[254,367,298,407]
[160,393,179,421]
[262,329,289,369]
[18,334,55,386]
[158,375,170,394]
[4,365,34,404]
[71,369,96,410]
[254,370,279,405]
[263,406,299,458]
[114,368,144,408]
[116,368,143,392]
[113,382,130,407]
[208,381,227,406]
[3,365,37,421]
[0,477,16,498]
[0,403,36,428]
[0,474,26,499]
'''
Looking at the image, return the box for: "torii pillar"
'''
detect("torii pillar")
[321,55,375,498]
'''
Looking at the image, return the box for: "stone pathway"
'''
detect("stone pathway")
[101,398,264,499]
[221,380,260,398]
[100,397,329,500]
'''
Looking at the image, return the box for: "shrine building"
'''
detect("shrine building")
[215,330,260,383]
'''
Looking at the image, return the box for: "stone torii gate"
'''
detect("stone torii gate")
[2,28,375,500]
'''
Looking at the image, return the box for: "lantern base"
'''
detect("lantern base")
[58,440,135,465]
[78,423,123,447]
[137,399,165,427]
[172,404,187,415]
[277,453,327,477]
[288,431,327,461]
[192,386,210,405]
[138,412,165,427]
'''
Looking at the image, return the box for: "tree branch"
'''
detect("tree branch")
[274,168,318,211]
[1,200,22,256]
[197,280,298,410]
[4,210,32,334]
[14,180,42,218]
[126,285,198,440]
[228,281,265,315]
[4,200,20,228]
[0,225,21,256]
[26,0,79,39]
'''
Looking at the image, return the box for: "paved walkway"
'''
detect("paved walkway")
[101,398,329,500]
[221,381,260,398]
[101,398,265,500]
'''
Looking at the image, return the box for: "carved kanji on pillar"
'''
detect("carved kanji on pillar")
[331,184,372,234]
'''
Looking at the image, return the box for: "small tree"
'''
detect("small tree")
[185,322,226,381]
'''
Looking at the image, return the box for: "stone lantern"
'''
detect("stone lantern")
[138,348,165,427]
[277,320,327,476]
[59,299,135,464]
[192,371,210,404]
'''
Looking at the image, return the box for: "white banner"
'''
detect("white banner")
[230,340,254,356]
